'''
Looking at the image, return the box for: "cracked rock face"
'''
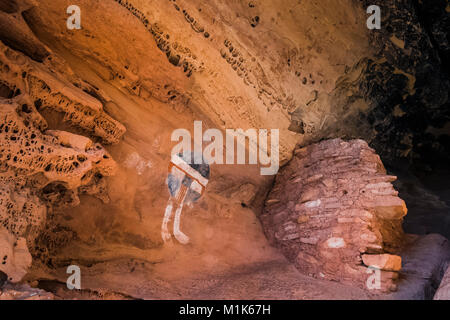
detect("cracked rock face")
[261,139,407,291]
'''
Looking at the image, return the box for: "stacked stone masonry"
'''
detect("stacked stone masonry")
[261,139,407,292]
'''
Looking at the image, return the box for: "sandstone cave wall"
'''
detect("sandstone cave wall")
[0,0,448,296]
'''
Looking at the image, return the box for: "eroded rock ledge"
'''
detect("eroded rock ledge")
[261,139,407,291]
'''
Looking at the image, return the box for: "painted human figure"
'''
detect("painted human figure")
[161,152,210,244]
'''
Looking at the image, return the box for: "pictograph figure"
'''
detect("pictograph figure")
[162,152,210,244]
